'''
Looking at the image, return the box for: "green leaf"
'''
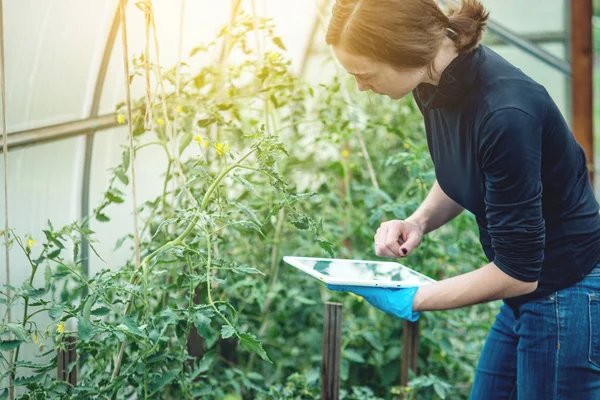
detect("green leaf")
[43,230,65,249]
[0,339,23,351]
[198,350,215,374]
[234,203,263,227]
[179,131,193,155]
[362,331,383,352]
[343,349,365,363]
[272,37,286,51]
[122,316,146,338]
[6,323,27,341]
[91,306,111,317]
[189,46,203,57]
[246,372,263,381]
[106,190,125,204]
[115,169,129,185]
[440,337,452,354]
[49,304,64,319]
[78,295,96,342]
[96,213,110,222]
[78,318,93,342]
[47,248,61,259]
[221,325,235,339]
[24,286,48,298]
[0,389,7,400]
[291,215,310,230]
[239,333,271,363]
[194,309,214,338]
[122,148,131,171]
[114,235,128,251]
[231,265,265,276]
[197,118,214,128]
[317,238,335,257]
[238,221,265,237]
[44,264,51,291]
[433,382,447,399]
[14,373,46,386]
[150,369,179,394]
[82,295,95,324]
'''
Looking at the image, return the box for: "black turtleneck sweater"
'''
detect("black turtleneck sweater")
[412,44,600,308]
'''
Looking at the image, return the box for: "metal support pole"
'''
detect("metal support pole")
[321,302,342,400]
[570,0,594,185]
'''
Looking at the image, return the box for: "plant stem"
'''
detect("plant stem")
[178,254,194,398]
[11,243,45,380]
[110,148,256,381]
[205,233,236,334]
[245,207,285,373]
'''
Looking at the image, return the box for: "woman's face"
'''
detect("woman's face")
[332,46,425,100]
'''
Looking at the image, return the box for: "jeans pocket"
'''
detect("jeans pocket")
[589,293,600,368]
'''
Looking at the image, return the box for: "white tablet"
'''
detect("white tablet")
[283,256,435,288]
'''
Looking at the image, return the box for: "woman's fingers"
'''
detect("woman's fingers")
[374,220,423,258]
[374,222,402,258]
[399,230,421,257]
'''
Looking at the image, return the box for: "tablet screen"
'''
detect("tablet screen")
[288,257,433,286]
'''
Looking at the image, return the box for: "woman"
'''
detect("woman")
[324,0,600,398]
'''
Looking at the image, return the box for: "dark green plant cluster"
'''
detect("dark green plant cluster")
[1,6,497,400]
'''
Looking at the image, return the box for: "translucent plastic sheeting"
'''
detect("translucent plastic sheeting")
[98,0,319,115]
[0,136,86,388]
[4,0,116,132]
[481,0,567,38]
[87,126,169,277]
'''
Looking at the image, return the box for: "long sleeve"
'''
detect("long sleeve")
[478,108,545,282]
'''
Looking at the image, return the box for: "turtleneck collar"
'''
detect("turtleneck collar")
[414,45,485,110]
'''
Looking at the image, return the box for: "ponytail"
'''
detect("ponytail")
[446,0,489,53]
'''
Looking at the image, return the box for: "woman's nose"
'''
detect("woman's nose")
[355,78,370,92]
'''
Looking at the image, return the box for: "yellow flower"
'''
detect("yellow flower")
[57,323,65,333]
[203,140,209,148]
[404,143,410,149]
[194,135,202,144]
[342,149,350,158]
[177,106,183,113]
[404,386,411,392]
[268,52,278,61]
[26,238,36,248]
[117,114,125,124]
[215,143,230,156]
[349,292,363,302]
[157,118,165,126]
[33,332,39,344]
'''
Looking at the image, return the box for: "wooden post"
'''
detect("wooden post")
[321,302,343,400]
[57,336,77,385]
[186,286,205,360]
[400,320,419,394]
[570,0,594,185]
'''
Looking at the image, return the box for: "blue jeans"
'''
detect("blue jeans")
[470,265,600,399]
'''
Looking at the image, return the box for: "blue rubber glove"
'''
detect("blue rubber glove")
[326,284,421,322]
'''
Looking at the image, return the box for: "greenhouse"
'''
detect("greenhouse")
[1,0,599,399]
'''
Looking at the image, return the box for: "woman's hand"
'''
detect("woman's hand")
[374,219,424,258]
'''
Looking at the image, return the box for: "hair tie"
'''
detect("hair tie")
[446,27,458,41]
